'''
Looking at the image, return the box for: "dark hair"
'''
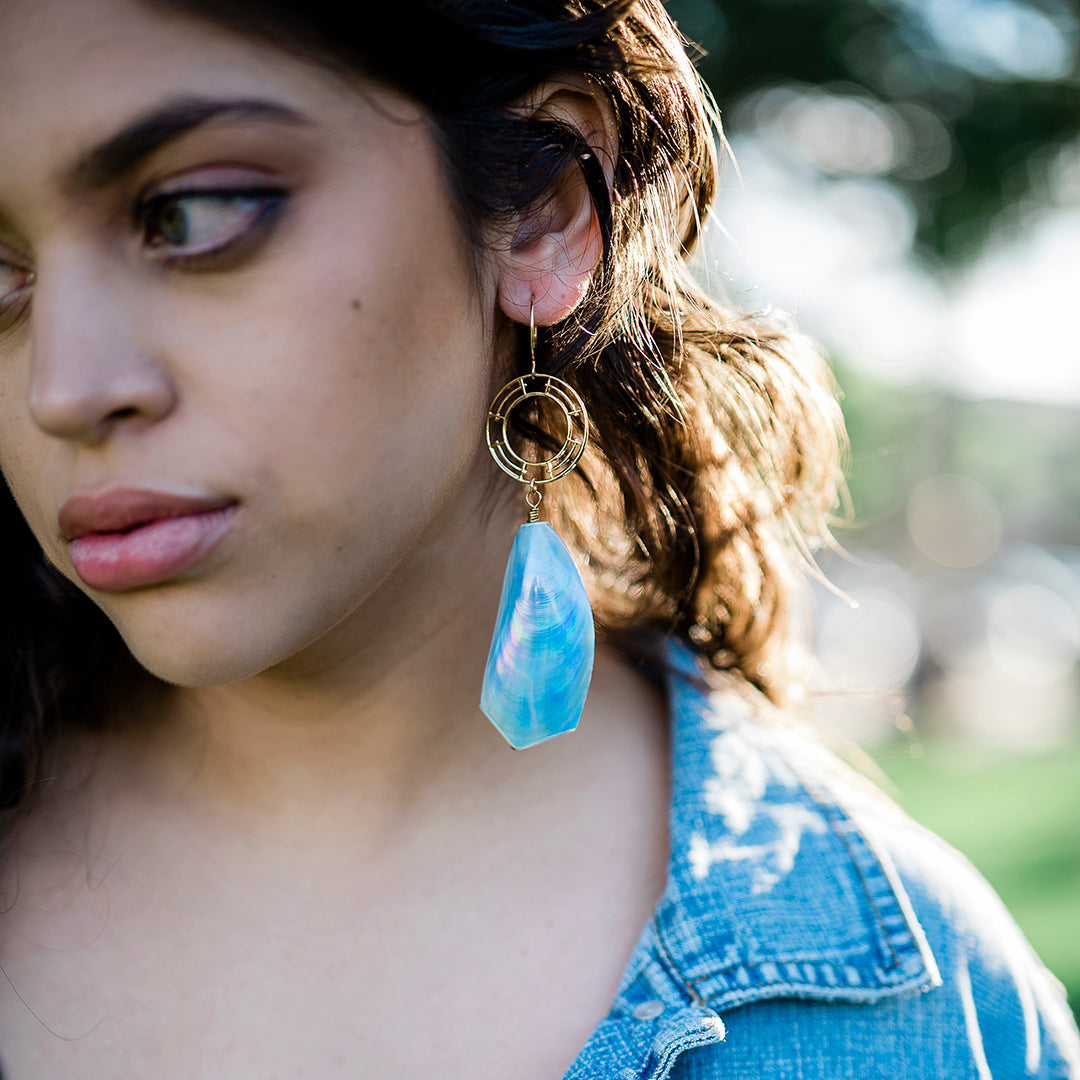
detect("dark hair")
[0,0,845,816]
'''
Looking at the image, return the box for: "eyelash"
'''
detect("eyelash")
[0,187,285,331]
[0,263,35,329]
[135,187,287,270]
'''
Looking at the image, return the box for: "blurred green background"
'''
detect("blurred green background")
[665,0,1080,1019]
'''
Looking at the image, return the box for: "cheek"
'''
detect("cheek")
[177,159,491,532]
[244,306,487,559]
[99,236,493,684]
[179,288,488,527]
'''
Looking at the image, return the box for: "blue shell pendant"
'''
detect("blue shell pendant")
[481,521,595,749]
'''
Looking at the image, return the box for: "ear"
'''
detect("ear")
[495,75,617,328]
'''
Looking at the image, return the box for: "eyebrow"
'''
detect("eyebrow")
[62,97,312,193]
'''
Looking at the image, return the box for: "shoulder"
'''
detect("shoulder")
[825,756,1080,1079]
[650,644,1080,1079]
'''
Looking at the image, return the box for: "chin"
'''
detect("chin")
[124,639,278,689]
[87,563,375,690]
[106,600,313,689]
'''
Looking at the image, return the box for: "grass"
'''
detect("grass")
[872,738,1080,1023]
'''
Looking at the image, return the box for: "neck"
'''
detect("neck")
[130,503,517,836]
[40,474,671,886]
[87,487,660,855]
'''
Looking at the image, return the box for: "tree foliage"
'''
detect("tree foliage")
[669,0,1080,262]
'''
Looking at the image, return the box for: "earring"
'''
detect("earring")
[480,303,595,749]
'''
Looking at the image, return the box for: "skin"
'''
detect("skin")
[0,1,670,1077]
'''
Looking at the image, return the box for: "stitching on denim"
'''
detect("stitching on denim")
[650,910,910,1013]
[811,791,903,970]
[697,976,919,1009]
[652,913,711,1009]
[647,1023,728,1080]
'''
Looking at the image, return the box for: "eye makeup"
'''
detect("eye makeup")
[0,250,34,328]
[134,164,289,273]
[137,187,287,271]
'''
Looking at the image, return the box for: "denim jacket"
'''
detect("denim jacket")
[564,642,1080,1079]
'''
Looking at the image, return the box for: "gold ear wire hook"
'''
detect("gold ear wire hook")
[529,298,537,375]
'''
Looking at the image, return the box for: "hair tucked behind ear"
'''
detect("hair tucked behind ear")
[0,0,846,819]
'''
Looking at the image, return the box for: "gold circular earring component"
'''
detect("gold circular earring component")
[485,373,589,485]
[485,302,589,486]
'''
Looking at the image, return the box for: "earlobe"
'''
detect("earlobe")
[497,80,616,328]
[497,205,601,326]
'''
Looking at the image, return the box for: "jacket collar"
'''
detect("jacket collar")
[653,637,941,1011]
[564,639,941,1080]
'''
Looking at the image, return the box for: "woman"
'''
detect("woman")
[0,0,1075,1076]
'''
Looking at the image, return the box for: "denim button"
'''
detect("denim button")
[633,1000,665,1021]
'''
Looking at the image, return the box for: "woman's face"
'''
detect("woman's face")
[0,0,504,686]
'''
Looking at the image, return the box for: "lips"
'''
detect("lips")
[60,487,238,591]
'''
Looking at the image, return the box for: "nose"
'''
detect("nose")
[28,254,177,444]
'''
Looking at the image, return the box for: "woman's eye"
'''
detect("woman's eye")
[0,260,34,321]
[139,190,285,265]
